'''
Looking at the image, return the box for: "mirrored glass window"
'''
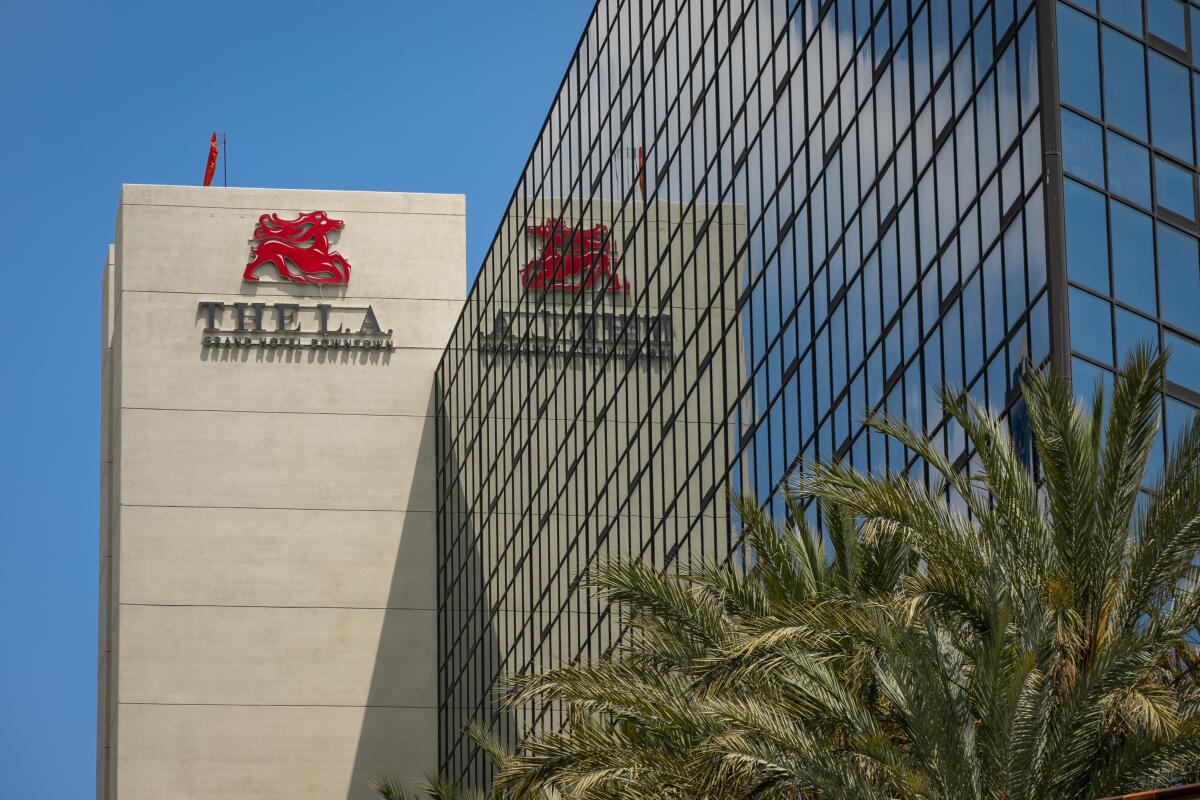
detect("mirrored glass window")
[1063,109,1105,185]
[1166,396,1198,440]
[1107,132,1153,208]
[1116,307,1160,357]
[1149,51,1194,164]
[1072,355,1114,398]
[1065,178,1111,292]
[1165,331,1200,393]
[1059,3,1103,116]
[1069,288,1115,365]
[1155,156,1197,220]
[1111,202,1158,313]
[1101,0,1144,34]
[1192,7,1200,68]
[1102,27,1148,138]
[1157,222,1200,334]
[1148,0,1188,51]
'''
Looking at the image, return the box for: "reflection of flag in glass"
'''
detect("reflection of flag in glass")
[634,146,645,198]
[203,132,218,187]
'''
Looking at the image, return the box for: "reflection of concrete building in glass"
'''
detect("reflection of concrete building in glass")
[435,0,1200,789]
[436,197,746,779]
[98,2,1200,798]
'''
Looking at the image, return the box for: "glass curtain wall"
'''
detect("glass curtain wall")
[435,0,1053,788]
[1055,0,1200,480]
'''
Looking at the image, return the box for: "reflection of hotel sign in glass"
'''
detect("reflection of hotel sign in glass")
[519,219,628,292]
[481,216,673,360]
[478,308,673,358]
[198,211,395,351]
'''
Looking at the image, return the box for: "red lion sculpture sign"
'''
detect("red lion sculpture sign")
[519,219,628,293]
[243,211,351,285]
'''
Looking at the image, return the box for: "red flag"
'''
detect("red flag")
[203,132,218,186]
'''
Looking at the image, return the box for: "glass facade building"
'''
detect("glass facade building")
[435,0,1200,788]
[1054,0,1200,480]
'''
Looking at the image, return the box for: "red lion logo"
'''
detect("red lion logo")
[243,211,351,285]
[519,219,628,293]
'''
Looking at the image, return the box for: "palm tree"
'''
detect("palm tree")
[371,724,560,800]
[483,347,1200,799]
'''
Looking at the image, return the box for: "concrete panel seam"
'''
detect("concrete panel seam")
[120,289,468,304]
[117,701,438,709]
[121,405,440,420]
[121,502,437,513]
[119,602,438,611]
[120,201,464,217]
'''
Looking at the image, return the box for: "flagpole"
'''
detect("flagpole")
[222,132,228,187]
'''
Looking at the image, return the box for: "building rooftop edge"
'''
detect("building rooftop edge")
[118,184,466,215]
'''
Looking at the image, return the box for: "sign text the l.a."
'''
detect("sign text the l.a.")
[198,302,394,351]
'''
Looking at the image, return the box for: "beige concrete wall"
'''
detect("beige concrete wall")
[99,185,464,800]
[99,245,117,800]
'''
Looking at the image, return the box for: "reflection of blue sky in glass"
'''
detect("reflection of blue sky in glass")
[1166,331,1200,394]
[1158,224,1200,336]
[564,1,1048,508]
[1111,202,1157,313]
[1116,307,1159,360]
[1070,287,1114,366]
[1155,157,1196,220]
[1102,0,1144,34]
[512,0,1175,518]
[1060,4,1102,115]
[1065,179,1109,292]
[1106,132,1152,208]
[1063,110,1105,186]
[726,0,1049,514]
[1149,52,1194,164]
[1148,0,1188,51]
[1102,27,1148,138]
[1059,0,1200,478]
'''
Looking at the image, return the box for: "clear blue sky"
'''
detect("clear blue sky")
[0,2,592,796]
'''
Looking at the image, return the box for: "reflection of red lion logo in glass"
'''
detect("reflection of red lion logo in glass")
[243,211,351,285]
[520,218,628,292]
